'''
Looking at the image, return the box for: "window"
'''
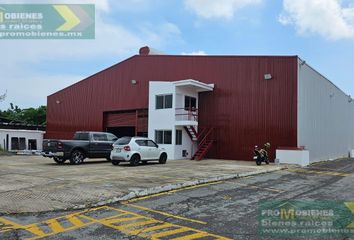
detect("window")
[155,130,172,144]
[165,95,172,108]
[114,137,131,145]
[155,131,163,144]
[156,94,173,109]
[176,130,182,145]
[28,139,37,150]
[19,138,26,150]
[107,134,118,141]
[164,131,172,144]
[184,96,197,111]
[147,140,158,148]
[11,137,19,150]
[10,137,26,150]
[93,134,108,141]
[135,140,147,146]
[73,133,89,141]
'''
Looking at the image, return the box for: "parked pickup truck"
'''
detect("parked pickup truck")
[42,131,118,164]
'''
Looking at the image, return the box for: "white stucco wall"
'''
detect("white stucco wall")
[148,82,176,159]
[298,59,354,163]
[0,129,45,151]
[148,81,198,160]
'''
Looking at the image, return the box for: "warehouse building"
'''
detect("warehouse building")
[46,47,354,165]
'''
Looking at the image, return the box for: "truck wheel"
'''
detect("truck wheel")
[54,157,66,164]
[130,154,140,166]
[70,150,85,165]
[159,153,167,164]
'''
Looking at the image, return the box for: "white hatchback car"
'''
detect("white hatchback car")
[110,137,168,166]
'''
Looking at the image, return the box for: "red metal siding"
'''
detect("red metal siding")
[46,55,298,160]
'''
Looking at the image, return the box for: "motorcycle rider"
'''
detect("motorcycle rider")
[259,142,271,158]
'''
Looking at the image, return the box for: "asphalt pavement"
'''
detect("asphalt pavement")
[1,158,354,240]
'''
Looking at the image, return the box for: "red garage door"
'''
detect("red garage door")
[105,111,136,128]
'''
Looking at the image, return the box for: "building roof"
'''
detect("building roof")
[0,117,46,131]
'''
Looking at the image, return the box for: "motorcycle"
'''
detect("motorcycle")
[253,145,270,166]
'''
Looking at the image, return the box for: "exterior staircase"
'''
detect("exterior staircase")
[184,126,215,161]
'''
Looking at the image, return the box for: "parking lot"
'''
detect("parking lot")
[0,155,280,213]
[1,158,353,240]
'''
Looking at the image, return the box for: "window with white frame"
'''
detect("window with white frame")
[155,130,172,144]
[184,96,197,111]
[156,94,173,109]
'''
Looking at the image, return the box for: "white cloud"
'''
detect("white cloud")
[0,0,182,109]
[181,50,207,55]
[184,0,262,19]
[279,0,354,40]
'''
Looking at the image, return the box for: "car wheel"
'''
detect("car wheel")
[112,160,120,166]
[53,157,66,164]
[130,154,140,166]
[159,153,167,164]
[70,150,85,165]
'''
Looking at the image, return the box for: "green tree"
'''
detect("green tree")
[0,104,46,125]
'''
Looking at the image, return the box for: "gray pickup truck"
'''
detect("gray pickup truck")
[42,131,118,164]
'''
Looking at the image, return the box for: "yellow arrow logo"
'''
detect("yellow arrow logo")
[54,5,80,31]
[345,202,354,228]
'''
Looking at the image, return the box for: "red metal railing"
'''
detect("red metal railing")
[175,107,198,121]
[198,127,214,148]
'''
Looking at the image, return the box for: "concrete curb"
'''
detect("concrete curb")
[69,166,286,211]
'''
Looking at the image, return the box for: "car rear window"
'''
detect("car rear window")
[73,133,89,140]
[93,134,108,141]
[114,137,131,145]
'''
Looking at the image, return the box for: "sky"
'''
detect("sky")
[1,0,354,110]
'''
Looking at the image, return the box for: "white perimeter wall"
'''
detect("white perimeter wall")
[0,129,45,151]
[298,59,354,163]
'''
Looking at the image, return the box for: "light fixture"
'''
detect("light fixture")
[56,100,61,104]
[264,74,272,80]
[131,80,137,85]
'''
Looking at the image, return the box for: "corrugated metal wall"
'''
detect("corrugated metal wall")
[46,55,298,160]
[298,60,354,162]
